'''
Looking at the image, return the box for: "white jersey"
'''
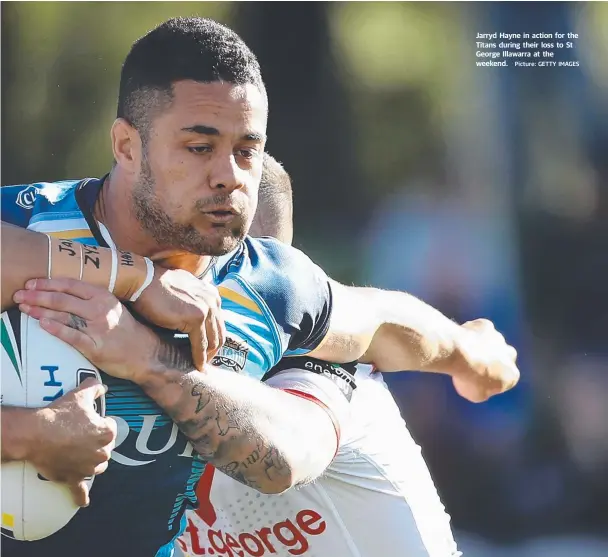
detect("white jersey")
[174,362,460,557]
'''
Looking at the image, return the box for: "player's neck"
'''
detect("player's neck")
[94,171,213,276]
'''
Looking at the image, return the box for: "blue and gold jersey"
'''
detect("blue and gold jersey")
[1,177,333,557]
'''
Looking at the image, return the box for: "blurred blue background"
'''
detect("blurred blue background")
[3,2,608,555]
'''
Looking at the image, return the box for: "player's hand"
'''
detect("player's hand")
[132,267,225,370]
[15,279,161,383]
[450,319,520,403]
[27,378,117,507]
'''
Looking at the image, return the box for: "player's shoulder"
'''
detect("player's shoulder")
[245,236,320,274]
[213,236,332,359]
[1,179,84,227]
[216,236,328,301]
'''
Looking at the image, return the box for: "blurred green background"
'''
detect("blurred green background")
[3,3,608,555]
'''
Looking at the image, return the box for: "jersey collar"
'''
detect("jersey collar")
[74,175,108,247]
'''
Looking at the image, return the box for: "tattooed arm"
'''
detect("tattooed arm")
[0,222,149,311]
[3,223,225,368]
[16,276,337,493]
[138,342,338,493]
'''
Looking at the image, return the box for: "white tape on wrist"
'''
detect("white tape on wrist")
[96,221,119,294]
[78,243,84,281]
[108,244,118,295]
[129,257,154,302]
[45,234,52,279]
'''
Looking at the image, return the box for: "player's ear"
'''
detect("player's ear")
[110,118,142,174]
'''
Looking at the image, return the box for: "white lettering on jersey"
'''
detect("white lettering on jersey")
[16,185,39,209]
[178,507,327,556]
[110,415,194,467]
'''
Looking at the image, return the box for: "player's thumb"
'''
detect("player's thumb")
[189,328,207,371]
[73,377,108,404]
[69,480,91,507]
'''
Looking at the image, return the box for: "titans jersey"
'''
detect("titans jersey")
[1,177,333,557]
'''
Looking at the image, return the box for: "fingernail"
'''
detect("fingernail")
[19,304,31,313]
[40,318,50,327]
[13,292,24,302]
[25,279,37,290]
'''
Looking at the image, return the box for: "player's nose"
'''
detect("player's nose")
[209,154,245,193]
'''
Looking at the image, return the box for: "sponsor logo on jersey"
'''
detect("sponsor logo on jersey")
[178,509,327,556]
[109,415,196,466]
[177,465,327,556]
[211,337,249,373]
[303,360,357,401]
[16,185,40,210]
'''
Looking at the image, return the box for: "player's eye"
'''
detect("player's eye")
[187,145,211,154]
[237,149,256,159]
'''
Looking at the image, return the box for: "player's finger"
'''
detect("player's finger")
[67,377,107,406]
[205,314,224,363]
[24,278,99,300]
[505,363,521,389]
[19,304,72,326]
[69,480,90,507]
[39,318,98,359]
[93,460,110,476]
[104,417,118,440]
[14,290,95,319]
[452,377,485,403]
[216,317,227,358]
[189,328,207,371]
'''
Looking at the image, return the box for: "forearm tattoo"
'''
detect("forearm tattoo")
[83,245,101,269]
[215,438,291,490]
[152,340,293,491]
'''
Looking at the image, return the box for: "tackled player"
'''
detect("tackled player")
[1,17,518,557]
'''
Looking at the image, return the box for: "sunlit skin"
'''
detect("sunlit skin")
[94,80,268,275]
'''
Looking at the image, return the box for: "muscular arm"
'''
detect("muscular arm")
[139,343,337,493]
[2,223,225,369]
[1,222,143,311]
[1,223,52,310]
[308,280,463,375]
[11,271,338,493]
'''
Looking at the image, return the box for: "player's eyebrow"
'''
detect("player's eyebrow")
[181,125,266,142]
[181,125,220,136]
[242,132,265,142]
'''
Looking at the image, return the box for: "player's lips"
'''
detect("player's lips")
[202,206,239,223]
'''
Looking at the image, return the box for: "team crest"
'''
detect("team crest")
[211,337,249,373]
[16,185,40,210]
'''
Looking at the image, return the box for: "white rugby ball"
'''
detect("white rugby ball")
[1,310,105,541]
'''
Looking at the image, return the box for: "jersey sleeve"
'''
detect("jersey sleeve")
[1,185,39,227]
[242,238,333,356]
[262,356,358,441]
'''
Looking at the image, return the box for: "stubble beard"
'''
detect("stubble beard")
[131,157,247,256]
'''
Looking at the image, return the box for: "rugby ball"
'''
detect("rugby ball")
[1,310,105,541]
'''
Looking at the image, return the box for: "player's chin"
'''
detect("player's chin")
[203,225,246,255]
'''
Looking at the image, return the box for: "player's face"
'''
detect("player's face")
[132,80,267,256]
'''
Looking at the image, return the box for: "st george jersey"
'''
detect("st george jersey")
[1,177,333,557]
[176,361,461,557]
